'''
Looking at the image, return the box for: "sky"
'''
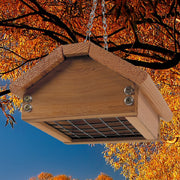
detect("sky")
[0,108,125,180]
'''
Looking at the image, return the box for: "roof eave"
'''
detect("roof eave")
[10,46,64,98]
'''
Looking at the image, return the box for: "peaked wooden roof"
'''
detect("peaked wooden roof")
[10,42,173,122]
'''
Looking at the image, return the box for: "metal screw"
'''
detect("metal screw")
[124,96,134,106]
[124,86,135,95]
[24,104,32,112]
[24,95,32,103]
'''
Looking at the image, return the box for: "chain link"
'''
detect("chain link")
[85,0,108,51]
[101,0,108,50]
[84,0,98,42]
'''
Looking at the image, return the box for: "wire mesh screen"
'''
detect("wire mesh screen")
[45,117,144,140]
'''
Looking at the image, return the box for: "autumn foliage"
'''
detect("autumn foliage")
[30,172,112,180]
[0,0,179,179]
[95,173,113,180]
[37,172,53,180]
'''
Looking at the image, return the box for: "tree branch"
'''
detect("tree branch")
[0,90,11,97]
[136,18,180,36]
[0,22,71,44]
[124,53,180,69]
[27,0,78,42]
[0,54,48,75]
[1,12,38,23]
[20,0,38,12]
[109,42,175,56]
[122,49,168,62]
[0,46,26,60]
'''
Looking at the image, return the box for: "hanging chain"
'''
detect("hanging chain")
[85,0,108,51]
[84,0,98,42]
[101,0,108,50]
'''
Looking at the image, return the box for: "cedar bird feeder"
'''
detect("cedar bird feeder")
[10,42,173,144]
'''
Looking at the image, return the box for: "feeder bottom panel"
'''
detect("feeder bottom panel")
[45,117,144,140]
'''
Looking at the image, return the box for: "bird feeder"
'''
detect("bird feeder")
[10,42,172,144]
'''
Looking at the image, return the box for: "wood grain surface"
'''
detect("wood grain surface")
[23,56,137,121]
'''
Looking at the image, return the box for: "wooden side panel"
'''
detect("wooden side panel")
[126,90,160,139]
[140,75,173,122]
[126,117,155,139]
[62,42,90,57]
[29,122,72,143]
[22,56,137,122]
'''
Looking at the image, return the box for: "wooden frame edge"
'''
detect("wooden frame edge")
[126,90,160,139]
[29,122,72,143]
[22,112,137,123]
[140,75,173,122]
[66,137,160,145]
[126,117,155,139]
[62,42,90,57]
